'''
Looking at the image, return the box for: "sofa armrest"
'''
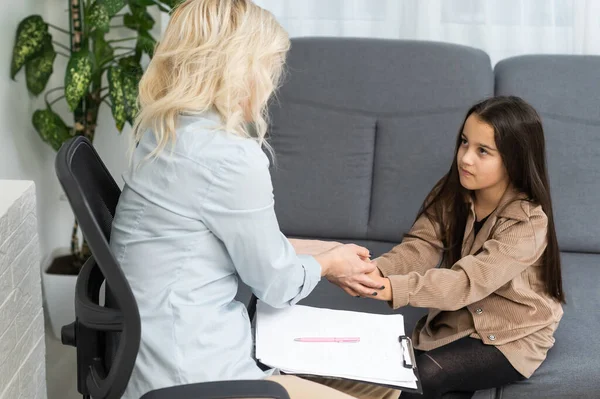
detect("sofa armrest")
[140,380,291,399]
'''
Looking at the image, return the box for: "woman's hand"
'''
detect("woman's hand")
[315,244,384,297]
[289,238,342,255]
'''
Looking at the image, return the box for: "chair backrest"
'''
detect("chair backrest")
[55,136,140,399]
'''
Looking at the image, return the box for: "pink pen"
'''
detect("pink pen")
[294,337,360,343]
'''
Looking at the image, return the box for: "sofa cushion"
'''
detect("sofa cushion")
[269,38,494,242]
[495,252,600,398]
[268,103,376,239]
[495,55,600,253]
[368,113,461,242]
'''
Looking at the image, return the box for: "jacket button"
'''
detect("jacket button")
[488,334,496,341]
[475,308,483,314]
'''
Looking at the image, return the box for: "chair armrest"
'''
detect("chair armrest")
[140,380,291,399]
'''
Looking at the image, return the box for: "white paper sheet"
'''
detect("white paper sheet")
[256,302,419,389]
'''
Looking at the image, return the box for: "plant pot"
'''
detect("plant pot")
[41,248,79,340]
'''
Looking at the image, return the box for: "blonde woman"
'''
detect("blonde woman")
[109,1,397,398]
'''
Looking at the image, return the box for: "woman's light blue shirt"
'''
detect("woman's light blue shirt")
[109,112,322,398]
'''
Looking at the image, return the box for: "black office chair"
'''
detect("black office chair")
[55,136,289,399]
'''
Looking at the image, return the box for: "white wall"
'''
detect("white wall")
[254,0,600,65]
[0,1,163,265]
[0,0,67,266]
[0,181,46,399]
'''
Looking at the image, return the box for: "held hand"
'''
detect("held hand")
[315,244,384,297]
[363,263,392,301]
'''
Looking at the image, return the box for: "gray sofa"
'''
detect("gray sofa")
[238,38,600,398]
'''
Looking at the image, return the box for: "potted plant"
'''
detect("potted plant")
[10,0,178,338]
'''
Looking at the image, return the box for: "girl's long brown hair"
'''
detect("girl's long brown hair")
[412,96,564,303]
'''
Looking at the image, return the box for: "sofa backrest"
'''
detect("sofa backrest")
[268,38,493,243]
[269,38,600,256]
[495,55,600,254]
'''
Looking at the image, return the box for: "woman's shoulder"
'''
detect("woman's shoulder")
[175,114,269,169]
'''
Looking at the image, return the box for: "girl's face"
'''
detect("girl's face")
[457,113,509,194]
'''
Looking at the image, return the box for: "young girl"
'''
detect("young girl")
[329,96,565,398]
[110,1,395,398]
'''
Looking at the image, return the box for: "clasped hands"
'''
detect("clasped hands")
[288,239,391,301]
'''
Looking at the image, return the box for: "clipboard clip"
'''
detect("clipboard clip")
[398,335,417,369]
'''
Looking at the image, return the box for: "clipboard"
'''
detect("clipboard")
[258,335,423,394]
[396,335,423,394]
[254,302,424,394]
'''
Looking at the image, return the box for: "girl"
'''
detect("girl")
[110,1,395,398]
[330,96,565,398]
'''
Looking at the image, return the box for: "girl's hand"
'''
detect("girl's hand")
[332,261,393,301]
[328,271,386,298]
[362,263,392,301]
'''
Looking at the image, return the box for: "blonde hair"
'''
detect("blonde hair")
[133,0,290,157]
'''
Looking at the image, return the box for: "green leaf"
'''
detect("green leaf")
[10,15,49,79]
[124,6,155,31]
[118,55,143,75]
[94,35,114,67]
[25,34,56,95]
[118,57,143,125]
[122,76,140,125]
[65,50,93,111]
[88,2,110,32]
[32,108,72,151]
[136,31,156,58]
[99,0,126,17]
[108,65,127,132]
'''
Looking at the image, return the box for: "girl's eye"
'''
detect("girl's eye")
[460,138,468,145]
[479,147,488,155]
